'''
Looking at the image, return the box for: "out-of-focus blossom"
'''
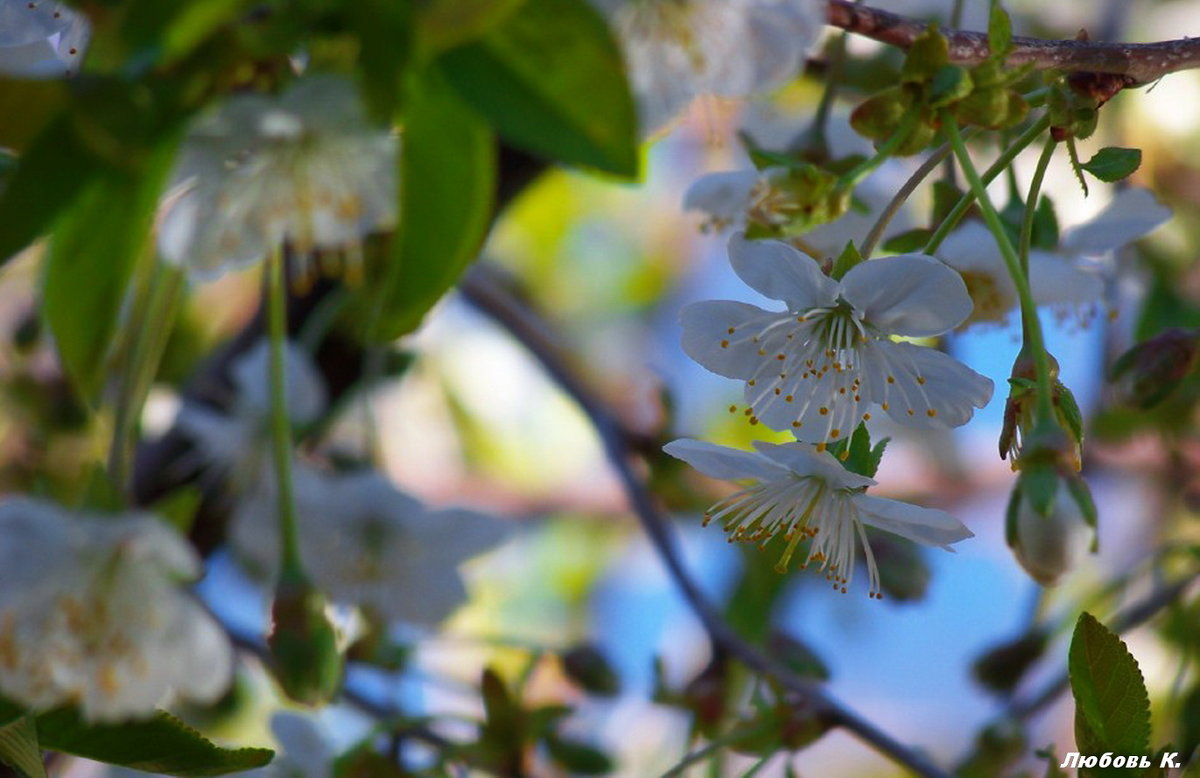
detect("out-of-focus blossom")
[231,464,508,625]
[158,74,397,280]
[598,0,826,135]
[664,438,973,596]
[680,234,993,444]
[175,339,326,490]
[0,0,88,76]
[1009,479,1090,586]
[0,498,231,721]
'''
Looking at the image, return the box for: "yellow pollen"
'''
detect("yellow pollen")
[721,340,730,348]
[907,409,915,416]
[917,376,927,385]
[792,421,803,428]
[818,407,829,416]
[862,413,871,420]
[749,417,759,426]
[728,404,738,413]
[744,408,753,416]
[776,354,786,361]
[748,379,757,386]
[881,402,889,411]
[830,428,841,438]
[727,326,736,334]
[816,442,827,452]
[887,376,895,384]
[757,348,766,356]
[785,395,794,402]
[774,388,782,395]
[927,409,937,417]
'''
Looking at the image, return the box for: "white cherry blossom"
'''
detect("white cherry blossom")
[0,498,231,721]
[231,464,508,625]
[175,338,326,490]
[0,0,88,76]
[681,234,993,444]
[938,189,1172,328]
[158,74,397,280]
[664,438,973,596]
[600,0,825,135]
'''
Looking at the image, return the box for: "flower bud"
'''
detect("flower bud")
[268,573,343,705]
[1110,327,1200,408]
[1006,474,1094,586]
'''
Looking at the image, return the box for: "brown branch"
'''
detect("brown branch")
[459,262,951,778]
[827,0,1200,86]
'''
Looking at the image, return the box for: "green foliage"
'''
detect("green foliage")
[416,0,529,56]
[0,696,272,776]
[830,241,863,280]
[1081,147,1142,183]
[988,4,1014,57]
[439,0,638,176]
[561,645,621,697]
[543,733,614,775]
[347,0,414,120]
[117,0,257,65]
[1068,613,1152,775]
[357,66,496,340]
[0,79,66,153]
[0,716,46,778]
[826,423,889,479]
[43,138,178,401]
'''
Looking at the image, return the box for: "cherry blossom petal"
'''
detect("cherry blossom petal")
[1061,188,1171,256]
[680,299,785,379]
[856,495,974,549]
[752,441,876,489]
[663,438,789,482]
[858,339,993,429]
[1027,250,1105,306]
[728,233,838,310]
[840,255,973,337]
[683,170,757,225]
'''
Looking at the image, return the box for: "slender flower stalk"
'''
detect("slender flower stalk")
[266,244,304,579]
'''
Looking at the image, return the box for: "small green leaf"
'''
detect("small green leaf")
[34,707,272,776]
[929,65,972,108]
[543,733,613,775]
[347,0,414,120]
[43,137,178,401]
[901,27,949,83]
[830,241,863,280]
[151,485,204,535]
[1054,380,1084,448]
[440,0,638,176]
[1068,612,1152,770]
[988,4,1013,58]
[882,228,933,254]
[0,115,101,267]
[1081,147,1142,183]
[1031,195,1059,250]
[417,0,528,56]
[358,66,495,340]
[0,716,46,778]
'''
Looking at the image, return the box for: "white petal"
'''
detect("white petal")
[752,441,876,489]
[683,170,758,224]
[740,0,823,90]
[841,255,972,337]
[859,339,992,429]
[663,438,787,482]
[728,233,837,310]
[0,1,71,46]
[1027,250,1104,307]
[855,494,973,549]
[419,508,509,563]
[231,339,327,425]
[937,222,1011,280]
[679,299,780,379]
[1061,187,1172,255]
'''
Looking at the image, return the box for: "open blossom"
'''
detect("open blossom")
[938,188,1172,327]
[232,464,508,625]
[0,0,88,76]
[599,0,825,135]
[681,234,993,444]
[664,439,973,596]
[158,74,397,280]
[176,338,326,489]
[0,499,232,721]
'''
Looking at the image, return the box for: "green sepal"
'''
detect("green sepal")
[929,65,973,108]
[267,575,344,706]
[901,27,950,84]
[830,241,863,280]
[1063,474,1098,535]
[1004,480,1022,549]
[1053,380,1084,449]
[0,715,46,778]
[1022,463,1059,519]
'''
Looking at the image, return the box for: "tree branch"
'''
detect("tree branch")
[459,262,951,778]
[827,0,1200,86]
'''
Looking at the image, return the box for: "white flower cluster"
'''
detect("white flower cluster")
[158,74,397,281]
[595,0,826,135]
[0,498,231,721]
[669,232,988,595]
[177,340,507,625]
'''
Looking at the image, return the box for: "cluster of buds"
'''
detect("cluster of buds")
[1000,351,1096,585]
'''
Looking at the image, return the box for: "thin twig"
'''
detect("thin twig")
[459,262,951,778]
[827,1,1200,86]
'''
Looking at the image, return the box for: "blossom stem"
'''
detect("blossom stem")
[923,114,1052,254]
[266,244,304,578]
[837,110,919,190]
[942,113,1056,416]
[1019,136,1059,280]
[859,138,956,258]
[661,723,775,777]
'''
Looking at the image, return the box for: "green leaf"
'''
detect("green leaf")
[0,115,101,267]
[347,0,414,120]
[882,228,933,254]
[439,0,638,176]
[901,27,949,83]
[1081,147,1142,183]
[43,137,179,401]
[0,79,67,153]
[32,707,272,776]
[417,0,528,56]
[120,0,254,64]
[929,65,972,108]
[1068,612,1152,772]
[543,733,613,775]
[988,4,1013,58]
[0,716,46,778]
[359,66,495,340]
[830,241,863,280]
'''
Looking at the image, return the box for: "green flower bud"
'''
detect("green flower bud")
[268,573,344,705]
